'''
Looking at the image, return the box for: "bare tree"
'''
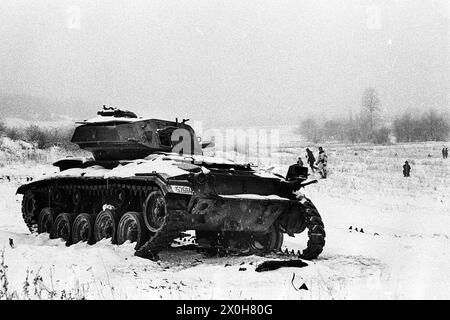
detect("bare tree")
[361,87,381,135]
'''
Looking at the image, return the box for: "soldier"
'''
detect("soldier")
[315,147,328,179]
[443,147,446,159]
[305,148,316,172]
[403,161,411,177]
[286,157,308,181]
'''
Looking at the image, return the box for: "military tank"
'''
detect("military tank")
[17,107,325,260]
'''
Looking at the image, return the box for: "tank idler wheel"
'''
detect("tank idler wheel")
[248,223,284,254]
[94,209,118,244]
[37,207,56,236]
[52,213,74,246]
[117,212,149,250]
[143,191,167,233]
[72,213,95,245]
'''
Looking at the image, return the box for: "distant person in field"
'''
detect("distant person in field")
[403,161,411,177]
[286,157,308,181]
[443,147,448,159]
[305,148,316,172]
[316,147,328,179]
[442,147,445,159]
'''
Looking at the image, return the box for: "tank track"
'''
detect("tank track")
[297,196,326,260]
[20,180,188,260]
[135,210,186,260]
[22,209,37,233]
[20,180,160,236]
[23,216,37,233]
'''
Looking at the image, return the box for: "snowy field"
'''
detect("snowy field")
[0,133,449,300]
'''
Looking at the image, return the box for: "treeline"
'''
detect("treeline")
[393,110,450,142]
[0,119,78,150]
[298,109,449,144]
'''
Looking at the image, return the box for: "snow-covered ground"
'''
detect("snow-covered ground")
[0,134,449,299]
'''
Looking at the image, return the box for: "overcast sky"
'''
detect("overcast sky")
[0,0,448,126]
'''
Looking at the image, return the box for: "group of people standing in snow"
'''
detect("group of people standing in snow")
[287,144,448,181]
[306,147,328,179]
[286,146,328,181]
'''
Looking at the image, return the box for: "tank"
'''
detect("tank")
[17,107,325,260]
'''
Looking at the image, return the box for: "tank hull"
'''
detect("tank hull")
[17,152,325,260]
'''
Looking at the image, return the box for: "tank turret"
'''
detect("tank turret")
[71,107,202,160]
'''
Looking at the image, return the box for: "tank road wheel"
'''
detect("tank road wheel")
[37,207,55,236]
[94,209,118,244]
[298,197,326,260]
[22,190,39,233]
[52,213,74,246]
[248,223,284,254]
[143,191,167,233]
[117,212,148,249]
[72,213,95,244]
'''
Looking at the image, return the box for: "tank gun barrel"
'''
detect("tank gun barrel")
[288,179,318,192]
